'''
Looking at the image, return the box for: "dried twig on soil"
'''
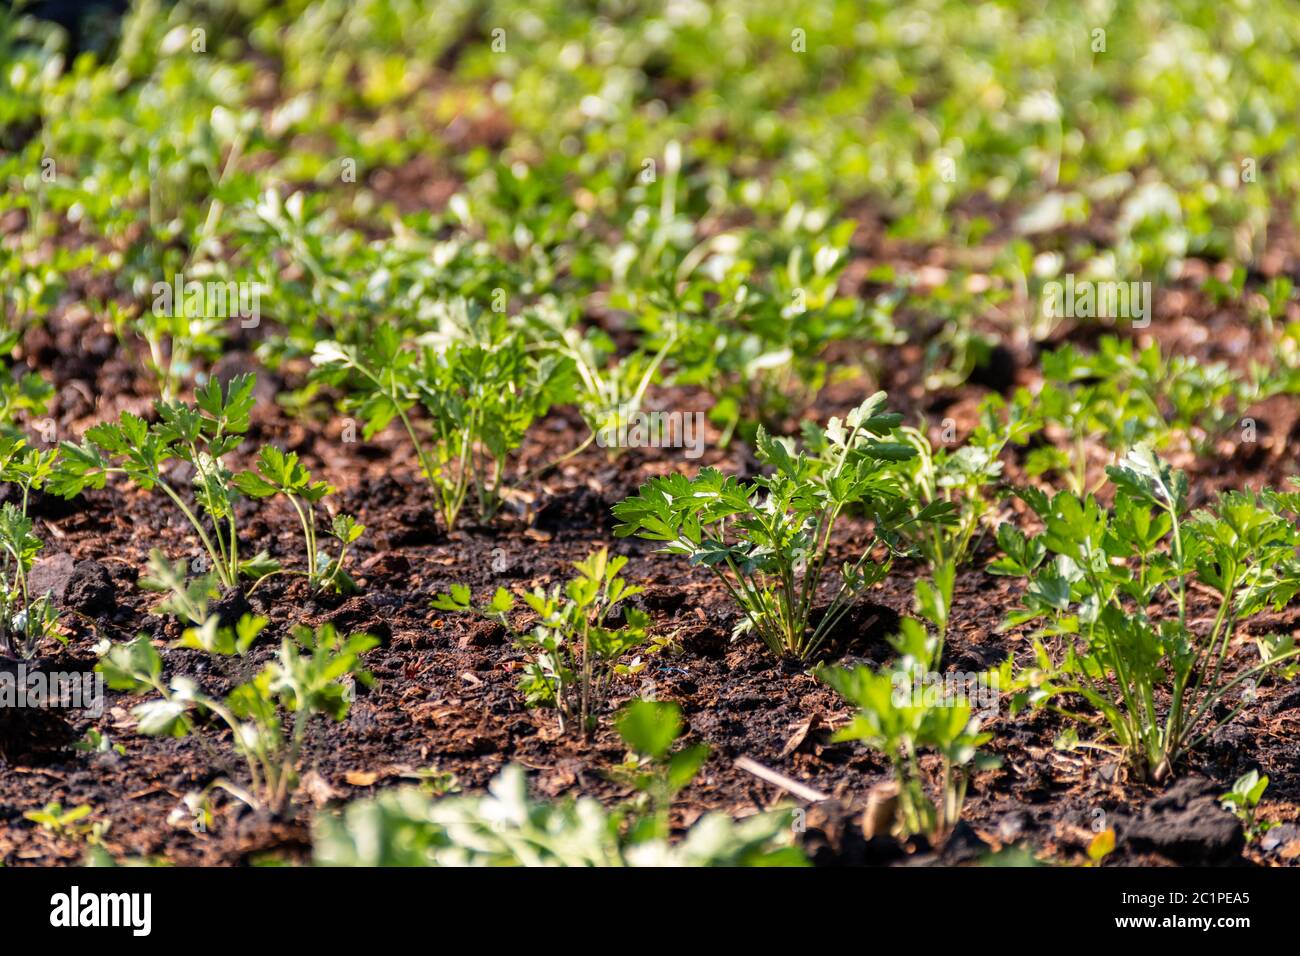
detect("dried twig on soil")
[734,756,829,803]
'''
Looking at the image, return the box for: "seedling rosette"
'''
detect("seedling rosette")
[995,445,1300,781]
[48,374,275,590]
[432,548,657,735]
[613,392,954,661]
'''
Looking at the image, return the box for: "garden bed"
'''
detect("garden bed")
[4,0,1300,870]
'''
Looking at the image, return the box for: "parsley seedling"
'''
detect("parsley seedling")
[0,434,61,658]
[312,305,560,531]
[995,446,1300,780]
[613,392,950,661]
[233,445,364,594]
[433,548,658,735]
[98,618,377,814]
[1220,770,1277,844]
[818,578,1002,841]
[49,374,275,590]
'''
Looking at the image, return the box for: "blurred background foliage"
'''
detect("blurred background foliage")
[2,0,1298,419]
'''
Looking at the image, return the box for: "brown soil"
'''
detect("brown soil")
[3,243,1300,868]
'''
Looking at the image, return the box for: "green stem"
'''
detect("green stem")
[155,478,235,589]
[285,493,316,582]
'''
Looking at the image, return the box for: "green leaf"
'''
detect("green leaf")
[231,470,279,497]
[431,583,474,611]
[96,635,163,692]
[133,698,192,737]
[666,743,710,790]
[616,699,682,760]
[1106,445,1188,512]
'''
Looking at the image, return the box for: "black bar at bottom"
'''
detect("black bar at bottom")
[0,864,1283,942]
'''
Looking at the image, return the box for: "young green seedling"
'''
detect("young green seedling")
[49,374,275,589]
[613,392,951,661]
[0,436,59,653]
[0,331,55,437]
[611,699,710,844]
[1220,770,1276,844]
[98,618,377,814]
[73,729,126,756]
[138,549,219,626]
[528,301,674,463]
[24,802,107,846]
[0,501,60,659]
[898,394,1037,576]
[233,445,363,593]
[312,312,559,531]
[433,548,657,735]
[817,579,1001,842]
[0,435,62,658]
[995,446,1300,780]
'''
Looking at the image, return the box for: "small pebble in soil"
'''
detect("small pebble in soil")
[1261,824,1299,853]
[997,809,1037,842]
